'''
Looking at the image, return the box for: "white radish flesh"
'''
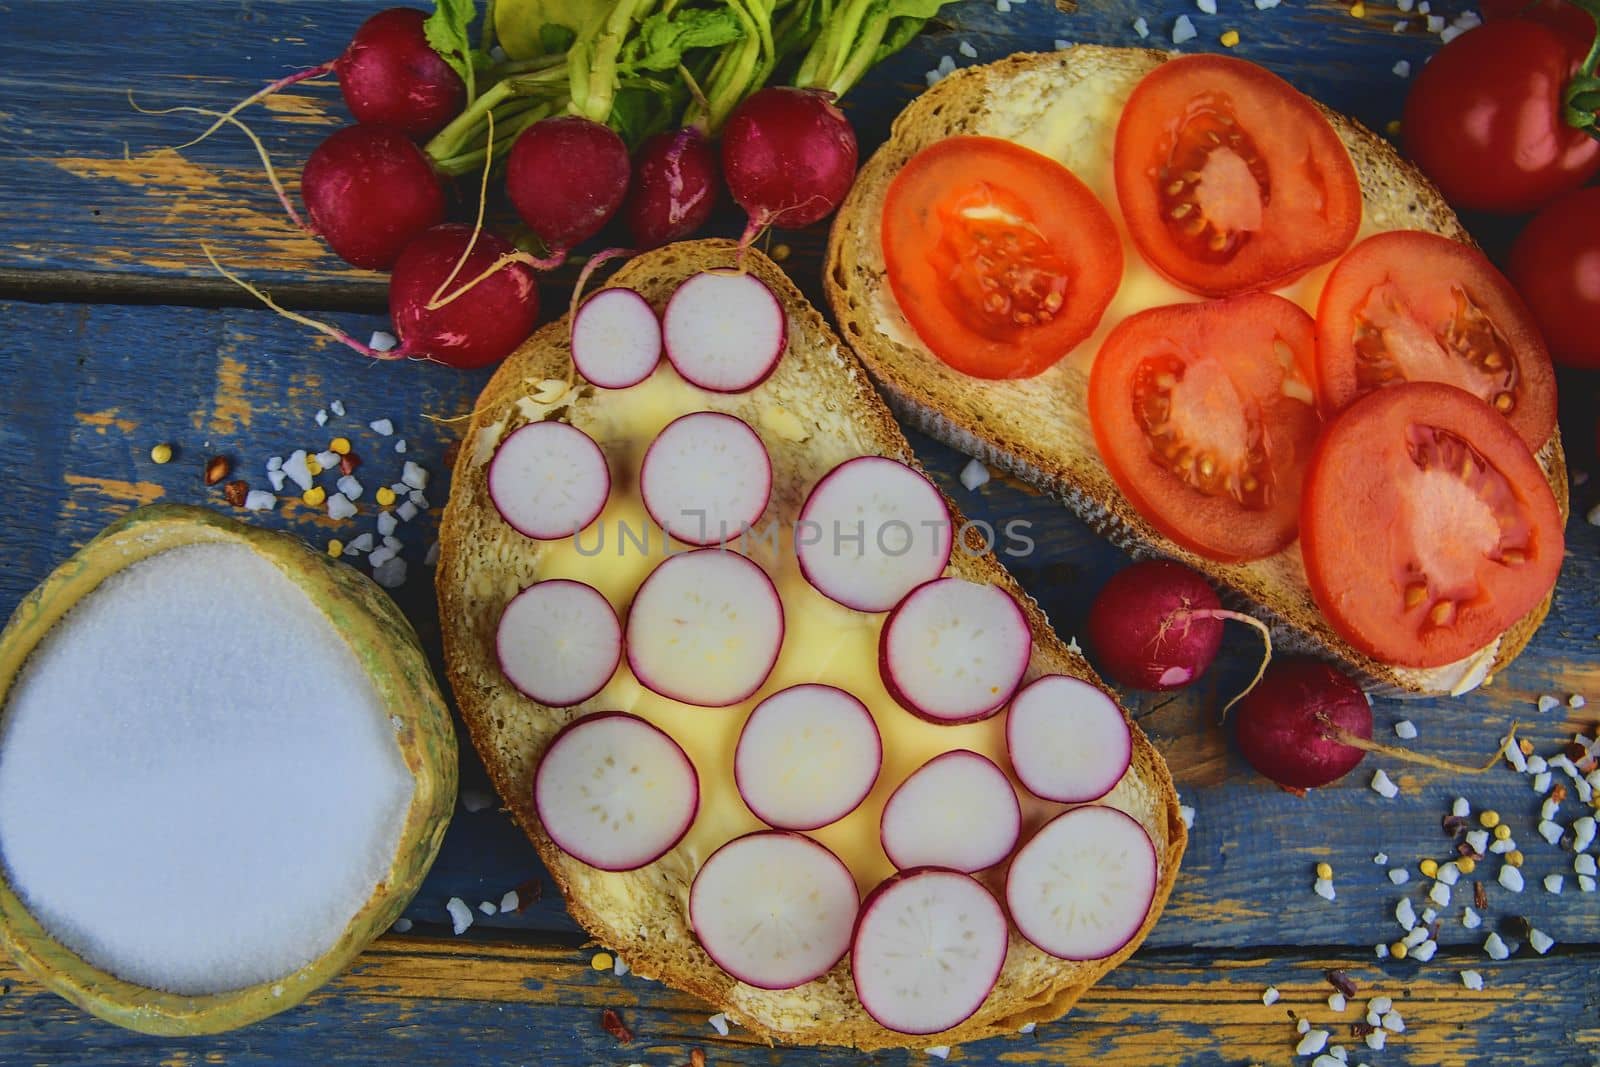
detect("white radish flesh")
[880,579,1031,723]
[497,580,621,707]
[662,270,787,392]
[534,713,699,871]
[1006,806,1158,961]
[735,685,881,830]
[625,550,784,707]
[689,832,858,990]
[879,750,1020,873]
[796,456,952,613]
[1006,675,1132,803]
[640,412,772,545]
[571,287,662,389]
[488,421,610,540]
[851,869,1008,1035]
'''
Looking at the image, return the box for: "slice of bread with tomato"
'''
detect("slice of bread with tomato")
[826,45,1569,696]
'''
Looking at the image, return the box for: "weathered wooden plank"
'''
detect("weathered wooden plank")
[3,299,1598,963]
[0,938,1594,1065]
[0,0,1462,302]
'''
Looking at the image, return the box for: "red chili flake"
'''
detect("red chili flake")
[601,1009,633,1044]
[223,480,249,507]
[340,452,362,476]
[1474,880,1488,910]
[1442,814,1468,836]
[1351,1022,1375,1038]
[1324,969,1358,998]
[204,455,232,486]
[513,878,542,913]
[689,1050,707,1067]
[1456,841,1484,860]
[1430,919,1442,941]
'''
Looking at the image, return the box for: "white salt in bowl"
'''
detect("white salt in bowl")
[0,504,457,1034]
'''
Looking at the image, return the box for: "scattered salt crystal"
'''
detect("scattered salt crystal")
[1537,695,1559,713]
[1581,875,1596,892]
[390,482,410,496]
[960,458,991,491]
[267,469,288,492]
[1369,997,1392,1014]
[373,557,408,589]
[1297,1030,1330,1056]
[1429,882,1452,908]
[1133,16,1150,36]
[1459,969,1484,990]
[500,890,519,913]
[1396,898,1417,929]
[1370,769,1398,798]
[1571,694,1588,709]
[937,54,956,75]
[1505,739,1527,772]
[1532,770,1554,794]
[1394,719,1417,740]
[267,456,283,472]
[461,789,495,813]
[397,500,420,523]
[244,490,277,512]
[382,536,402,553]
[1375,942,1389,958]
[1437,861,1460,886]
[926,1045,951,1059]
[446,897,473,935]
[1393,18,1409,30]
[327,493,358,521]
[1462,906,1482,929]
[1426,13,1445,30]
[1262,986,1280,1005]
[377,511,398,537]
[395,439,408,454]
[1298,1017,1312,1034]
[348,533,374,554]
[1328,992,1347,1012]
[1392,60,1411,77]
[1314,877,1337,901]
[1490,837,1516,854]
[330,400,346,417]
[1365,1030,1386,1051]
[1439,23,1466,40]
[1403,925,1428,948]
[1054,38,1071,48]
[1539,820,1563,845]
[995,0,1010,11]
[369,332,398,353]
[1528,755,1548,774]
[283,450,314,492]
[1179,804,1196,829]
[1197,0,1217,13]
[924,69,942,87]
[958,40,978,58]
[1374,851,1388,864]
[1545,874,1565,895]
[1576,854,1597,877]
[1313,1056,1342,1067]
[709,1013,731,1036]
[0,544,414,993]
[1412,940,1438,962]
[338,475,364,501]
[1397,0,1414,10]
[614,956,630,976]
[1529,928,1555,954]
[1389,868,1410,884]
[1542,798,1560,822]
[1421,907,1437,924]
[370,418,395,437]
[1499,865,1524,893]
[1255,0,1282,8]
[392,917,413,933]
[409,490,429,511]
[1573,816,1596,852]
[401,462,429,491]
[1465,829,1489,854]
[1172,14,1198,42]
[478,901,497,915]
[315,450,339,470]
[367,546,395,569]
[425,542,441,567]
[315,409,328,427]
[1381,1011,1404,1034]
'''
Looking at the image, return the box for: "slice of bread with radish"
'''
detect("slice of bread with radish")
[436,239,1185,1051]
[824,46,1569,697]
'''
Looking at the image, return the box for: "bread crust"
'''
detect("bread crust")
[823,45,1568,696]
[436,239,1185,1050]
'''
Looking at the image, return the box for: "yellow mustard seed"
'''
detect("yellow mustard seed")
[1315,862,1333,881]
[772,243,792,262]
[1419,858,1439,878]
[306,454,324,477]
[376,486,397,507]
[1390,941,1408,960]
[1220,29,1241,46]
[1507,850,1524,868]
[591,952,614,971]
[1385,119,1402,137]
[1493,824,1512,841]
[1350,0,1366,14]
[1457,857,1477,875]
[1480,810,1501,829]
[303,485,327,508]
[149,443,174,465]
[329,436,352,455]
[327,539,344,559]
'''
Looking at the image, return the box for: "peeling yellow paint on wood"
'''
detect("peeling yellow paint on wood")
[209,354,253,435]
[61,474,166,507]
[76,408,136,434]
[261,90,339,126]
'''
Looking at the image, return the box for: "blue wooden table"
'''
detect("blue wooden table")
[1,2,1597,1064]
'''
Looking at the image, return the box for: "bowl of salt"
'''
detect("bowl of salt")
[0,504,457,1034]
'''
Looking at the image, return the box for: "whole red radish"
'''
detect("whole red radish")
[302,125,445,269]
[337,8,466,136]
[1232,659,1370,791]
[1086,560,1225,691]
[624,128,719,249]
[506,116,632,260]
[722,87,858,237]
[388,224,539,369]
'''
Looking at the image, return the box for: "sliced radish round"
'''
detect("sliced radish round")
[1006,674,1132,804]
[1006,806,1158,961]
[851,868,1008,1035]
[497,580,621,707]
[735,685,881,830]
[690,831,858,989]
[571,286,662,389]
[533,712,699,871]
[640,412,772,546]
[662,269,787,392]
[795,457,953,613]
[625,549,784,707]
[879,579,1031,723]
[488,421,610,540]
[879,750,1020,873]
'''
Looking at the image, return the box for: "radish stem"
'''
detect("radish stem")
[200,244,397,361]
[1318,716,1520,774]
[166,61,336,152]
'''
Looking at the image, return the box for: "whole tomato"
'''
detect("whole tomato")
[1403,20,1600,213]
[1480,0,1595,48]
[1508,186,1600,370]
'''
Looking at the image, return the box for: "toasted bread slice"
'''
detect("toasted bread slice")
[825,46,1568,696]
[436,240,1186,1050]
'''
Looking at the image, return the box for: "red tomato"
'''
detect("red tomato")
[1113,55,1363,297]
[1480,0,1595,49]
[881,136,1122,379]
[1088,293,1323,561]
[1301,382,1563,668]
[1508,186,1600,370]
[1403,21,1600,214]
[1315,231,1557,450]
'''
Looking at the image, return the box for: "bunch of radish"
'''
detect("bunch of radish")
[173,0,954,370]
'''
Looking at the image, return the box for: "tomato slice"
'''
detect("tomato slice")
[1301,382,1563,669]
[1113,56,1362,297]
[882,136,1122,379]
[1088,293,1322,561]
[1315,231,1557,451]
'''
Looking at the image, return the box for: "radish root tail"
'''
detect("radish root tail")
[200,243,397,361]
[429,109,498,310]
[164,60,336,152]
[1318,716,1520,775]
[1193,610,1273,720]
[129,95,313,234]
